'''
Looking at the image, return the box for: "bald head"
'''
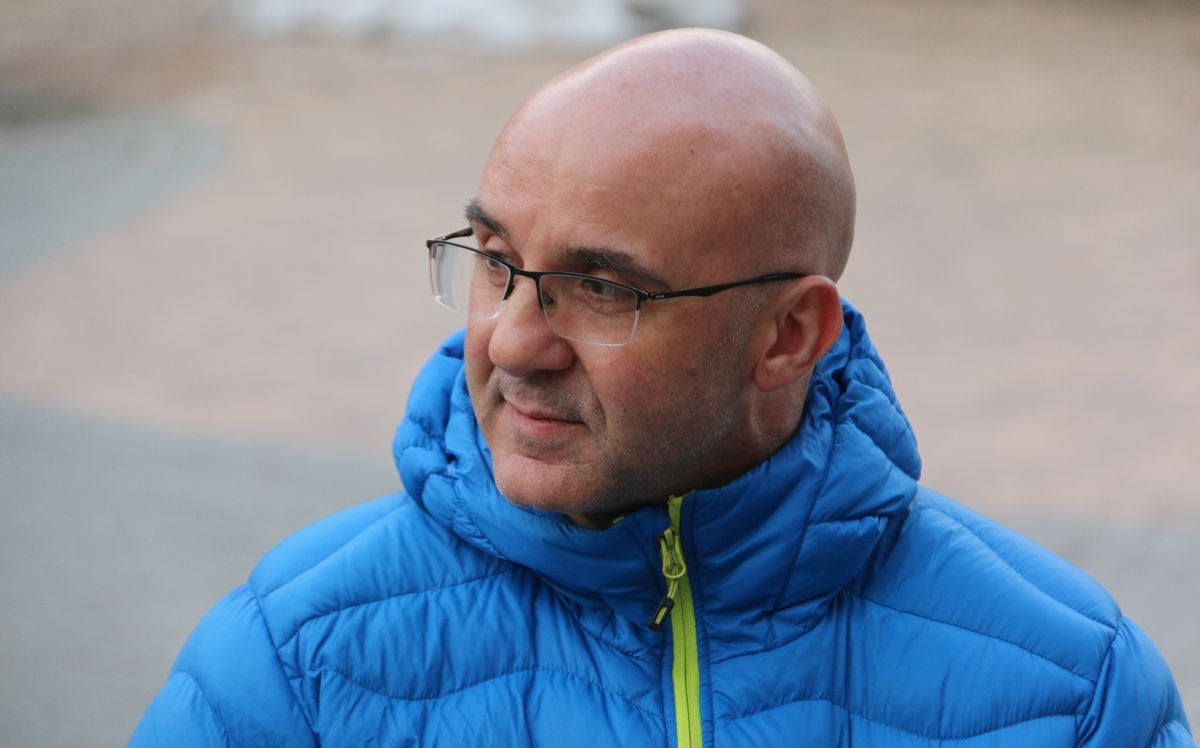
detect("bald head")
[488,28,856,280]
[465,31,854,517]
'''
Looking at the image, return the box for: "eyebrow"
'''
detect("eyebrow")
[465,198,509,242]
[564,247,672,291]
[464,197,672,291]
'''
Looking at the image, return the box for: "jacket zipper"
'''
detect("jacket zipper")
[651,495,703,748]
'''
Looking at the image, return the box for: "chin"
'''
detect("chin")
[492,458,598,517]
[496,476,575,515]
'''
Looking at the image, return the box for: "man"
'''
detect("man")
[133,29,1193,746]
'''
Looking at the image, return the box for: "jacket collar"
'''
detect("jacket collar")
[395,302,921,653]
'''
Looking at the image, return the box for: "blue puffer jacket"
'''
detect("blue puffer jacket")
[133,304,1193,746]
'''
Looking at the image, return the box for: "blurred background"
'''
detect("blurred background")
[1,0,1197,743]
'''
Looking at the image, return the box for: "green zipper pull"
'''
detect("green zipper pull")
[650,527,688,630]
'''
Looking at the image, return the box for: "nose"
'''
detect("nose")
[485,275,575,378]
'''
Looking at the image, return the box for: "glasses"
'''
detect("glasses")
[426,227,807,347]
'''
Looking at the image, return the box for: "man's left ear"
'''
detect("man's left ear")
[751,275,843,392]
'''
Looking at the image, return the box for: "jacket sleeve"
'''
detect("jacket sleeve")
[1077,616,1194,747]
[130,584,317,747]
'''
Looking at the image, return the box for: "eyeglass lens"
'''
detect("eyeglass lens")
[429,242,640,346]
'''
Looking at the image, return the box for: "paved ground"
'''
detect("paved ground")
[1,1,1197,744]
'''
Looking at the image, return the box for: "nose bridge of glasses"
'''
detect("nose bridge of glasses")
[496,266,553,320]
[501,266,556,313]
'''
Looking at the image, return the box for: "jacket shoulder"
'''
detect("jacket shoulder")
[248,492,509,651]
[854,487,1191,743]
[864,488,1121,663]
[892,489,1121,630]
[133,493,519,744]
[131,498,415,745]
[249,493,409,597]
[132,584,317,746]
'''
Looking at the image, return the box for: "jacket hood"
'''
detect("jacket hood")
[394,301,921,655]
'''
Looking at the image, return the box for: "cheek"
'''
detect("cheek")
[589,359,669,425]
[464,322,494,394]
[617,326,740,416]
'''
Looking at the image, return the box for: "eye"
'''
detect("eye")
[474,252,510,286]
[565,276,633,312]
[578,277,622,299]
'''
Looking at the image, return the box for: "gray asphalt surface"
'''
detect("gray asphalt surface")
[0,400,396,746]
[1,1,1197,744]
[0,95,225,277]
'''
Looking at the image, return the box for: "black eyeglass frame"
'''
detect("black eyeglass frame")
[425,227,809,312]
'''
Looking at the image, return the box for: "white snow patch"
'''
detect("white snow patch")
[237,0,744,48]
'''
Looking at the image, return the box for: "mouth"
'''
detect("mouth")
[501,397,585,441]
[507,398,579,423]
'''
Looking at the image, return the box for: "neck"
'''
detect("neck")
[567,511,626,530]
[747,377,810,460]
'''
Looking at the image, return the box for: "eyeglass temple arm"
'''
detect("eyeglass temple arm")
[427,227,474,248]
[643,273,808,301]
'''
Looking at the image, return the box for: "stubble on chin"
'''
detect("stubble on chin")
[484,419,651,520]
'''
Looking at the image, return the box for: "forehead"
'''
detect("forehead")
[475,114,760,282]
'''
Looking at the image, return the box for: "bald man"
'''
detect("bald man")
[133,30,1192,747]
